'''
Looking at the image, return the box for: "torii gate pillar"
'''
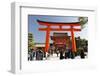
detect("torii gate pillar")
[71,26,77,52]
[45,26,50,52]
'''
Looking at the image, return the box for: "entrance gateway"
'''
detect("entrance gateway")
[37,20,81,52]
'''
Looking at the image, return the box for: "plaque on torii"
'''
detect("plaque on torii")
[37,20,81,53]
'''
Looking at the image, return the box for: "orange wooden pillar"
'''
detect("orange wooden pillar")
[71,26,77,52]
[45,26,50,52]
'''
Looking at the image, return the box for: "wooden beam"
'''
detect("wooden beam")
[39,28,81,31]
[38,23,80,26]
[37,20,80,26]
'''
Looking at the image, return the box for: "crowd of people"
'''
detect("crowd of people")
[28,46,87,61]
[28,48,44,61]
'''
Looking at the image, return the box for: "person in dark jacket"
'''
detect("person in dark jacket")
[39,50,44,60]
[29,49,33,61]
[65,48,68,59]
[32,49,36,60]
[36,49,40,60]
[70,51,75,59]
[30,52,33,61]
[80,48,85,59]
[59,49,64,60]
[67,48,71,58]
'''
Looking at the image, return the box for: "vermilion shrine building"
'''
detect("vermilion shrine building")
[51,33,70,49]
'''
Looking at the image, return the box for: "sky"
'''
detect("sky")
[28,15,88,43]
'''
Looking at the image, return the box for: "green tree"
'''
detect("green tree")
[28,33,34,52]
[79,17,88,29]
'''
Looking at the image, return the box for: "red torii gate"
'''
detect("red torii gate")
[37,20,81,52]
